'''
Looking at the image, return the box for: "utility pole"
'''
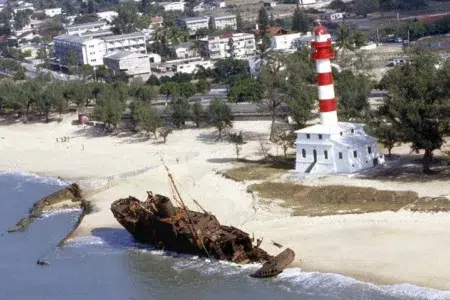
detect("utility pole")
[376,27,379,46]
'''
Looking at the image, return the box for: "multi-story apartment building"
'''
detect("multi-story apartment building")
[54,35,106,66]
[65,21,111,36]
[201,33,256,59]
[158,1,185,12]
[44,8,62,17]
[103,32,147,55]
[12,1,34,14]
[103,51,151,81]
[54,32,147,67]
[212,15,237,30]
[96,11,118,22]
[177,16,209,35]
[270,32,302,51]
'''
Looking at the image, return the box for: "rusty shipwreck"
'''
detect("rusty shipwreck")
[110,164,295,278]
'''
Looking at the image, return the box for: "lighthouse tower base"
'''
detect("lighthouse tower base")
[294,122,385,174]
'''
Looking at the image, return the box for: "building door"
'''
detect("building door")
[373,158,378,166]
[313,149,317,162]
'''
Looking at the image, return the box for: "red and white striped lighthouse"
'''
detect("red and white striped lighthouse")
[311,24,338,126]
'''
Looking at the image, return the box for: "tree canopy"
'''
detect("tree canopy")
[377,52,450,172]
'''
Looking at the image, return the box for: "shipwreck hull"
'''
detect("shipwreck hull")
[111,192,294,277]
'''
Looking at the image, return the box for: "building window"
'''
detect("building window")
[339,152,343,159]
[324,150,328,159]
[353,150,357,158]
[351,129,355,133]
[340,132,343,136]
[89,45,94,48]
[302,149,306,158]
[306,134,310,139]
[91,59,96,62]
[368,147,372,154]
[318,134,323,140]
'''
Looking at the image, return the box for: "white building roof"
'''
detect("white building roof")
[66,21,108,30]
[104,51,147,60]
[103,32,146,41]
[181,16,209,23]
[213,14,236,20]
[295,122,364,135]
[54,34,94,44]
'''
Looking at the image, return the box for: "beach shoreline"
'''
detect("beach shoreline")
[1,115,450,291]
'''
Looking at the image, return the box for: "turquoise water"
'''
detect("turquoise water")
[1,172,449,300]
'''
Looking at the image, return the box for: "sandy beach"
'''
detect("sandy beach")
[1,114,450,291]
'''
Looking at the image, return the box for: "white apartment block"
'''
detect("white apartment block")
[158,2,185,11]
[97,11,118,22]
[103,32,147,55]
[65,22,111,36]
[155,57,213,75]
[54,32,147,67]
[54,35,106,66]
[103,51,151,81]
[201,33,256,59]
[177,16,209,35]
[44,8,62,17]
[12,2,34,14]
[299,0,316,4]
[212,15,236,30]
[271,33,305,51]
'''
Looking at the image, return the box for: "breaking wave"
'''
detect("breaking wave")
[0,171,69,187]
[41,208,82,218]
[67,234,450,300]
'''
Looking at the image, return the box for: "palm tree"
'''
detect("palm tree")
[152,26,168,45]
[167,27,188,46]
[335,24,355,60]
[189,40,205,57]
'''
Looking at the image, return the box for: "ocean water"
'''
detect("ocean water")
[1,173,449,300]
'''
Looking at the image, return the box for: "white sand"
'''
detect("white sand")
[1,114,450,291]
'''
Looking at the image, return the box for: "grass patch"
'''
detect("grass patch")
[409,197,450,213]
[249,182,421,216]
[222,158,294,182]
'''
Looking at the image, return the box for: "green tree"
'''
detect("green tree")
[195,78,211,97]
[213,58,249,89]
[334,70,373,121]
[36,82,63,123]
[275,130,295,159]
[93,88,126,130]
[13,10,31,30]
[291,5,309,33]
[74,14,98,24]
[170,97,190,128]
[335,24,355,59]
[111,2,149,34]
[207,98,232,139]
[236,11,243,32]
[160,82,180,104]
[369,122,402,157]
[131,100,161,138]
[258,54,286,141]
[13,68,26,81]
[208,16,215,31]
[159,127,173,143]
[67,81,89,107]
[378,52,449,172]
[257,6,269,30]
[228,75,261,103]
[147,74,161,86]
[191,101,206,128]
[180,82,196,99]
[228,131,244,160]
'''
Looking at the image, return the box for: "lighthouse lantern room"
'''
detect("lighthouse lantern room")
[294,24,385,174]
